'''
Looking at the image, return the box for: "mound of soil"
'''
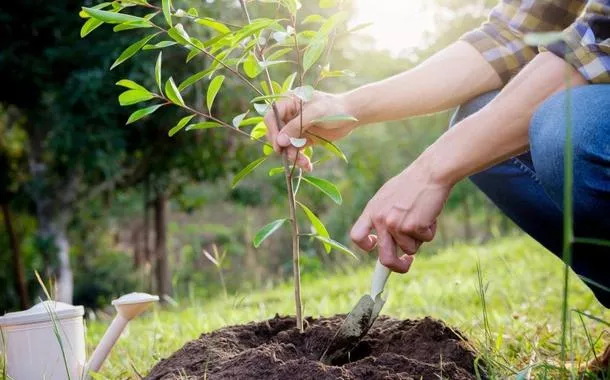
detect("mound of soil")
[145,315,483,380]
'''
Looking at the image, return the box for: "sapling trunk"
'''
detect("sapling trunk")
[238,0,304,332]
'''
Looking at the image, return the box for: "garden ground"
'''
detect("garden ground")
[87,236,609,379]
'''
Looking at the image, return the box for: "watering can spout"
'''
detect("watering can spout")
[84,293,159,379]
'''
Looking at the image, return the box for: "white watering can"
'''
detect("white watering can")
[0,292,158,380]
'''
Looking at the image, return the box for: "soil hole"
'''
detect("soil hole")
[145,315,484,380]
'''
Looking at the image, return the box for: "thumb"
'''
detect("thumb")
[276,108,314,148]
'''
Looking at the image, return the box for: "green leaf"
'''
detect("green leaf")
[347,22,374,34]
[232,157,267,188]
[118,90,154,106]
[268,167,283,176]
[302,14,326,24]
[282,72,297,92]
[250,121,267,140]
[167,24,191,45]
[185,121,222,131]
[168,115,195,136]
[126,104,164,124]
[113,21,154,32]
[111,33,158,70]
[303,38,326,72]
[162,0,172,26]
[80,18,103,37]
[241,117,263,126]
[321,68,355,79]
[125,104,164,125]
[297,202,330,253]
[302,175,342,204]
[207,75,225,111]
[263,144,274,155]
[79,2,111,18]
[253,103,270,115]
[319,0,338,8]
[143,41,176,50]
[155,52,162,93]
[116,79,147,91]
[253,219,287,248]
[165,77,185,106]
[250,94,289,103]
[267,48,293,61]
[232,112,248,128]
[82,7,146,24]
[196,17,231,34]
[311,114,358,124]
[243,53,262,79]
[315,137,347,163]
[313,236,358,260]
[178,68,214,91]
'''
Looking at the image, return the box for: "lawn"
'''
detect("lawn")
[86,236,609,379]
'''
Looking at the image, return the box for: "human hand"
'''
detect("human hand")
[349,159,451,273]
[264,90,358,170]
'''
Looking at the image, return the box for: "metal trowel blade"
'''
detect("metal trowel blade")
[319,295,376,364]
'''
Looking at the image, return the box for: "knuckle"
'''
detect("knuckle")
[372,213,385,226]
[379,256,394,267]
[386,216,401,230]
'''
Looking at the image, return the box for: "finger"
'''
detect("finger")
[350,212,375,251]
[391,231,422,255]
[276,106,317,149]
[286,148,313,172]
[264,99,297,153]
[377,228,411,273]
[405,224,435,242]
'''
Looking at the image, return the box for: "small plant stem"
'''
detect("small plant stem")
[239,0,303,331]
[217,267,228,299]
[560,63,574,370]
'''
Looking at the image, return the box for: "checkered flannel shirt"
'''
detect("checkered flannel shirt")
[461,0,610,84]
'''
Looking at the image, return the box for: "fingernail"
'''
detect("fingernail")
[277,133,290,147]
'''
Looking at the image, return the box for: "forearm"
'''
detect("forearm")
[421,52,588,186]
[342,41,502,126]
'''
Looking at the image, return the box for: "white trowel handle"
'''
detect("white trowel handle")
[370,259,391,299]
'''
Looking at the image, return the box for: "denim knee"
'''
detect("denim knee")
[530,84,610,229]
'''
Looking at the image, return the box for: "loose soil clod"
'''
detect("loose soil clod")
[145,315,483,380]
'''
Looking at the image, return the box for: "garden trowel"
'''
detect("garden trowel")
[320,259,391,364]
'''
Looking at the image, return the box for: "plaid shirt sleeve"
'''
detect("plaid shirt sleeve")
[459,0,606,84]
[541,1,610,84]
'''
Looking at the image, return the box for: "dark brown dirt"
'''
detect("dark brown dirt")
[145,315,484,380]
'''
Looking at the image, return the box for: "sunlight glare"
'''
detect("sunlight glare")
[352,0,436,55]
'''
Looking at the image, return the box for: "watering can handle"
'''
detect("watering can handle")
[370,259,391,299]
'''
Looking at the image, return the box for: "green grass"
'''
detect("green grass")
[86,236,609,379]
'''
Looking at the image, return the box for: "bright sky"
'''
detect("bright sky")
[351,0,436,55]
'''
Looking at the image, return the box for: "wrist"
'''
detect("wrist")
[413,142,462,188]
[339,87,369,127]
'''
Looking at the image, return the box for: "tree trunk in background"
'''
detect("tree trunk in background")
[154,193,171,300]
[54,227,73,303]
[144,177,150,263]
[462,196,473,241]
[1,203,29,309]
[133,225,143,268]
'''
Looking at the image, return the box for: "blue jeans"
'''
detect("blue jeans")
[450,85,610,308]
